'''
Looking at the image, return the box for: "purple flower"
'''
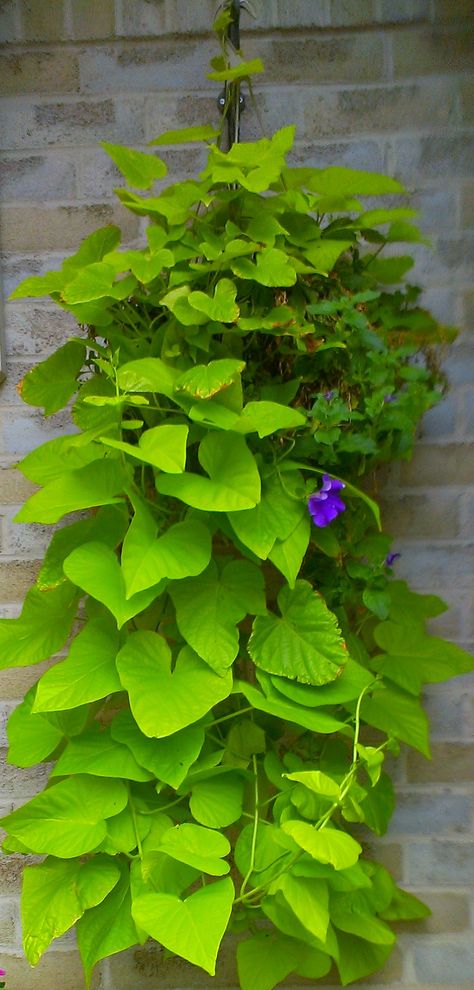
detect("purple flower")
[323,389,336,401]
[385,552,401,568]
[308,474,346,527]
[384,394,395,403]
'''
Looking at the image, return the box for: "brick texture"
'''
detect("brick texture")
[0,5,473,990]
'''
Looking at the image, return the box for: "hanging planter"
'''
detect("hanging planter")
[1,8,472,989]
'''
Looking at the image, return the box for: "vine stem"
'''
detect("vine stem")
[239,754,259,898]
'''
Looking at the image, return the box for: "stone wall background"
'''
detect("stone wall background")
[0,1,473,988]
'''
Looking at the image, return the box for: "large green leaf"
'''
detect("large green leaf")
[63,541,160,628]
[51,726,153,781]
[33,617,121,711]
[101,142,167,189]
[61,224,121,274]
[62,263,136,304]
[307,166,404,196]
[156,432,261,511]
[190,774,244,827]
[22,856,120,966]
[116,357,178,397]
[249,580,347,685]
[281,822,361,871]
[170,559,265,673]
[336,932,394,986]
[304,240,352,275]
[19,341,85,416]
[116,632,232,737]
[187,281,240,323]
[228,470,305,558]
[273,873,330,942]
[237,932,300,990]
[331,897,395,945]
[111,711,204,789]
[121,501,211,597]
[175,358,244,399]
[100,424,188,473]
[0,582,77,669]
[268,515,310,587]
[156,823,230,875]
[270,658,373,708]
[359,683,430,756]
[15,458,128,524]
[0,776,128,857]
[76,863,140,988]
[17,433,106,485]
[235,678,347,734]
[132,877,234,975]
[9,270,65,300]
[372,620,474,694]
[235,401,306,438]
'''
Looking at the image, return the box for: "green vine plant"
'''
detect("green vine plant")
[1,20,473,990]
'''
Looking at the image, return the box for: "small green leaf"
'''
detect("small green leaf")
[235,678,347,734]
[0,776,128,857]
[307,167,405,196]
[37,504,128,591]
[17,433,106,485]
[190,774,244,827]
[228,470,305,559]
[62,225,121,274]
[175,359,244,399]
[360,683,430,756]
[19,341,85,416]
[232,248,297,287]
[170,559,265,673]
[372,621,474,694]
[156,823,230,875]
[156,432,261,512]
[116,632,232,737]
[272,658,373,708]
[336,932,394,985]
[269,515,310,587]
[9,271,65,300]
[15,458,128,524]
[366,255,414,284]
[101,142,167,189]
[62,263,136,304]
[207,57,264,82]
[237,932,300,990]
[116,357,178,397]
[51,726,153,781]
[281,822,361,870]
[22,855,120,965]
[7,687,64,767]
[249,579,347,685]
[285,770,340,800]
[111,711,204,789]
[121,502,211,597]
[63,541,159,628]
[132,877,234,976]
[381,886,431,922]
[304,240,352,275]
[274,873,330,942]
[188,279,240,322]
[235,401,306,438]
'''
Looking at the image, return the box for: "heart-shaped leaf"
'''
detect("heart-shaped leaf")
[132,877,234,975]
[156,822,230,875]
[175,358,244,399]
[101,142,167,189]
[19,341,85,416]
[33,617,121,711]
[111,711,204,789]
[77,863,140,988]
[156,432,261,512]
[0,582,78,670]
[281,821,361,871]
[116,357,178,397]
[121,501,211,597]
[228,470,305,559]
[232,248,296,287]
[235,401,306,438]
[15,458,128,525]
[51,726,153,782]
[63,542,160,628]
[188,279,240,322]
[116,632,232,737]
[190,774,244,827]
[249,580,347,685]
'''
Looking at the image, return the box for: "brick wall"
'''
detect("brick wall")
[0,1,473,988]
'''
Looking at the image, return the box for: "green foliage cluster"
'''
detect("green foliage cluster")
[1,46,472,990]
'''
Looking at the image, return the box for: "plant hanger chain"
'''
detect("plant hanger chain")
[217,0,249,148]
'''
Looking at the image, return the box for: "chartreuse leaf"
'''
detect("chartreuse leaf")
[228,470,305,559]
[303,240,353,275]
[17,433,106,485]
[381,886,431,922]
[101,142,167,189]
[19,341,85,415]
[156,823,230,875]
[116,632,232,737]
[116,357,178,397]
[101,424,188,473]
[170,559,265,673]
[0,582,77,670]
[156,432,261,511]
[284,770,341,800]
[307,166,404,196]
[336,932,394,986]
[121,500,211,597]
[360,683,430,756]
[273,873,330,943]
[0,776,128,856]
[63,541,160,628]
[15,458,128,524]
[77,862,140,988]
[235,678,347,734]
[61,224,122,275]
[51,726,153,782]
[281,822,362,871]
[271,658,373,708]
[367,255,414,283]
[208,57,264,82]
[235,401,306,438]
[132,876,234,976]
[387,580,447,623]
[190,773,244,827]
[331,895,395,945]
[111,711,205,789]
[149,124,219,145]
[175,358,244,399]
[372,620,474,694]
[232,247,297,287]
[9,270,65,300]
[249,580,347,685]
[33,617,121,712]
[360,773,395,836]
[7,687,64,767]
[37,504,128,591]
[188,280,240,323]
[62,263,136,304]
[22,855,121,965]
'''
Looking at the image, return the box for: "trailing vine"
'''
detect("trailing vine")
[1,22,472,990]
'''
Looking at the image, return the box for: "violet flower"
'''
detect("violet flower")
[308,474,346,527]
[384,393,395,403]
[385,552,401,568]
[323,389,336,401]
